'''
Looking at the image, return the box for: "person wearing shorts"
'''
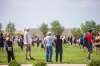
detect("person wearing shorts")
[24,27,34,60]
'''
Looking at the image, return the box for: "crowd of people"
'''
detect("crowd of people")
[0,27,100,63]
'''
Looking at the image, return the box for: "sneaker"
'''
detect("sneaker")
[30,57,35,60]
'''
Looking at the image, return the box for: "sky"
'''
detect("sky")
[0,0,100,30]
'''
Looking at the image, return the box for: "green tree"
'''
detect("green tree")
[6,22,16,35]
[39,22,48,36]
[81,20,96,33]
[71,28,82,38]
[96,24,100,32]
[51,20,64,35]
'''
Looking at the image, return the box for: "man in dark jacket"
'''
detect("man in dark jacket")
[55,35,63,63]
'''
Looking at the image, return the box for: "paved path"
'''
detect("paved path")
[0,64,86,66]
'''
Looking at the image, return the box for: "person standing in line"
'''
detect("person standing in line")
[24,27,34,60]
[44,32,53,62]
[55,34,63,63]
[5,33,15,63]
[85,30,93,60]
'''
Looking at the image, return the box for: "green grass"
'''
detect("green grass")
[0,44,100,64]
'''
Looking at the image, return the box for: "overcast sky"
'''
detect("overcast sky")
[0,0,100,30]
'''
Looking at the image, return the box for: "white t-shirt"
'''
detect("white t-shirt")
[24,31,32,45]
[44,36,53,47]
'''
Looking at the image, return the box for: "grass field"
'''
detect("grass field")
[0,44,100,65]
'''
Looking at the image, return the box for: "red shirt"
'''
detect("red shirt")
[86,33,93,44]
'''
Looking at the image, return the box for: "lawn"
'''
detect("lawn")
[0,44,100,65]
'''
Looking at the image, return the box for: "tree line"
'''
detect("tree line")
[0,22,16,35]
[40,20,100,38]
[71,20,100,38]
[0,20,100,37]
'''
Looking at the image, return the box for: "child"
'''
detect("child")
[5,33,15,63]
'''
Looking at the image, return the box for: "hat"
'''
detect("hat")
[47,32,51,36]
[24,26,29,31]
[25,26,29,30]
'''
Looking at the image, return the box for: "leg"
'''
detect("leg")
[56,49,58,62]
[60,49,62,62]
[6,48,11,63]
[37,42,39,47]
[46,46,49,62]
[87,43,93,60]
[38,42,40,47]
[25,45,28,59]
[21,43,23,51]
[29,45,34,60]
[79,43,81,49]
[0,44,3,51]
[8,51,11,63]
[29,45,31,58]
[49,46,52,62]
[11,48,15,60]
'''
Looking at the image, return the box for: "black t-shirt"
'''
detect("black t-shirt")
[6,40,13,47]
[55,38,62,50]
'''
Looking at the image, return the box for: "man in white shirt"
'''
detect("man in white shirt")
[24,27,34,60]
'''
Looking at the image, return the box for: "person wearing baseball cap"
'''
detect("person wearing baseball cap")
[24,27,34,60]
[44,31,53,62]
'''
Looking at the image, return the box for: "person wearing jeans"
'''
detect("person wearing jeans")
[44,32,53,62]
[55,35,63,63]
[46,46,52,62]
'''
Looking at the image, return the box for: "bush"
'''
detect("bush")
[33,60,47,66]
[9,60,21,66]
[88,59,100,66]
